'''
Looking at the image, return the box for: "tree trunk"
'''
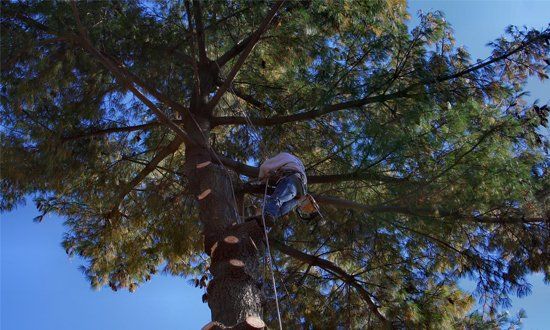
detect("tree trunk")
[184,128,266,327]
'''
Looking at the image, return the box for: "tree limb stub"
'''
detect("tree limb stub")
[201,316,266,330]
[198,188,212,200]
[197,161,212,169]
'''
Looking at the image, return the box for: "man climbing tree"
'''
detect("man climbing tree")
[257,151,308,224]
[1,1,549,328]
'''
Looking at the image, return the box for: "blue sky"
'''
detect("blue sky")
[2,1,549,329]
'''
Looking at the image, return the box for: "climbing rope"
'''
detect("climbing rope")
[261,178,283,330]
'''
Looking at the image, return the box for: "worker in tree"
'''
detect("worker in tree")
[258,152,307,224]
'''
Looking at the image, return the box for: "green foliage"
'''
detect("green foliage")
[1,0,549,327]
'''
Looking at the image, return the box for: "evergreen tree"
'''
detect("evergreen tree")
[1,1,549,328]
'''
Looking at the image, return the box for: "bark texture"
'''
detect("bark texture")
[186,142,265,326]
[200,165,264,325]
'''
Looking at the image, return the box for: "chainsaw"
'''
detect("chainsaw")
[295,194,321,220]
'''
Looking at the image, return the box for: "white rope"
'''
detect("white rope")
[261,178,283,330]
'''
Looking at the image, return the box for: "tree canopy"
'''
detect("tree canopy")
[1,0,549,328]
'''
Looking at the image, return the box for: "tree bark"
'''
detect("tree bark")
[186,151,266,326]
[183,110,266,327]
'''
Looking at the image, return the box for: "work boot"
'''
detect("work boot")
[244,213,276,228]
[262,213,276,227]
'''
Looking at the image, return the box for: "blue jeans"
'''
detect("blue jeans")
[264,174,304,219]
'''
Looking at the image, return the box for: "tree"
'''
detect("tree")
[1,0,549,328]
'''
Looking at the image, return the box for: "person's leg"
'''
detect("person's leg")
[278,198,301,218]
[264,176,299,218]
[278,175,306,218]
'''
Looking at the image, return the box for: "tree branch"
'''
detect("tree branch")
[211,30,550,127]
[308,172,407,185]
[203,5,253,34]
[70,6,191,144]
[214,34,254,68]
[207,0,286,112]
[104,54,189,114]
[3,10,53,33]
[212,153,405,185]
[211,89,411,127]
[80,40,193,144]
[271,240,389,324]
[60,120,185,142]
[421,30,550,86]
[214,78,271,112]
[9,9,194,145]
[314,195,547,224]
[109,136,184,216]
[192,0,208,64]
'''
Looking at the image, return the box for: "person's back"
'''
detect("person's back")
[258,152,307,186]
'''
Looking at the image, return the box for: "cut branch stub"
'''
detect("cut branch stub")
[197,160,212,169]
[202,321,220,330]
[228,259,246,278]
[242,316,266,329]
[201,316,265,330]
[211,235,241,263]
[249,237,258,251]
[224,235,240,253]
[198,188,212,200]
[210,242,219,257]
[229,259,244,267]
[210,258,249,278]
[205,221,264,258]
[224,235,240,244]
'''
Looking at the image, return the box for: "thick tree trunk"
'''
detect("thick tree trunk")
[181,59,267,327]
[184,123,266,327]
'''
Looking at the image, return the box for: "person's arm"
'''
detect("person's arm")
[258,160,271,182]
[259,156,281,182]
[258,166,266,180]
[259,168,277,183]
